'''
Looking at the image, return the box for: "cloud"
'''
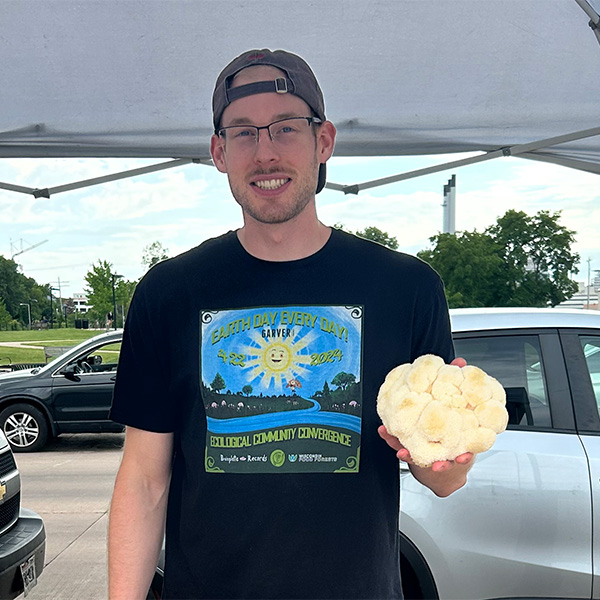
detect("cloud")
[322,155,600,280]
[2,157,161,188]
[2,159,243,291]
[320,189,441,248]
[2,155,599,293]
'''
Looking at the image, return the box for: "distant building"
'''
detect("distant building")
[557,282,599,310]
[72,293,91,313]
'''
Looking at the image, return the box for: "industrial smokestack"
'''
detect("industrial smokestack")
[442,174,456,234]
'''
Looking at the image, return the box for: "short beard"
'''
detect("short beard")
[229,159,320,225]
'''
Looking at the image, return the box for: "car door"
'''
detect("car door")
[561,329,600,599]
[399,328,593,600]
[50,340,121,431]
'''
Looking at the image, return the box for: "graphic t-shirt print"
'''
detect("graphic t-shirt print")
[201,306,363,473]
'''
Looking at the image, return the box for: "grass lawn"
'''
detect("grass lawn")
[0,328,111,366]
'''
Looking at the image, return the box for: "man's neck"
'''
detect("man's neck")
[237,217,331,262]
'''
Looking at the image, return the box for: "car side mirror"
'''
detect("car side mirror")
[60,364,81,382]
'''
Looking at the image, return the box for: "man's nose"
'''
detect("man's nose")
[253,128,279,163]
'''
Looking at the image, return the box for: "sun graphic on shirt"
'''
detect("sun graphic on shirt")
[265,344,291,372]
[241,331,315,391]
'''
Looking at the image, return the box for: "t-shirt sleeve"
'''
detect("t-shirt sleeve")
[411,267,455,364]
[109,272,179,433]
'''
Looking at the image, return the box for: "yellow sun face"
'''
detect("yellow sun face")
[241,332,314,391]
[265,344,290,372]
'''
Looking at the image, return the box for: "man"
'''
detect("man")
[108,49,472,600]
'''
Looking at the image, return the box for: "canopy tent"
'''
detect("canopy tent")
[1,0,600,198]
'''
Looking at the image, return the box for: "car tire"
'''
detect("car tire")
[0,403,49,452]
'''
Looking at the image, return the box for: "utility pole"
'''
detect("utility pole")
[49,277,69,327]
[587,257,591,309]
[49,287,60,329]
[111,273,124,329]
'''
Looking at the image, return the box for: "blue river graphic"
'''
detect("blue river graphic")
[206,398,361,435]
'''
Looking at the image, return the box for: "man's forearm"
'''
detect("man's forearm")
[108,429,171,600]
[108,464,169,599]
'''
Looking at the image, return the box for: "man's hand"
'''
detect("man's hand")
[377,356,474,496]
[378,423,473,470]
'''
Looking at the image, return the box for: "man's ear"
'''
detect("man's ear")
[317,121,336,163]
[210,134,228,173]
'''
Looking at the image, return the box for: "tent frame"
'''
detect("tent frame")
[2,127,599,199]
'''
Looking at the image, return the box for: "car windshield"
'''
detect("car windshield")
[32,334,121,375]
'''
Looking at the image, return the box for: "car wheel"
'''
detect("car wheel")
[0,403,49,452]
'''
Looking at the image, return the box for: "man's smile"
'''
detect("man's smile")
[252,178,291,190]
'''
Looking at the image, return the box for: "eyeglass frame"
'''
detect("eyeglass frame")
[215,116,323,147]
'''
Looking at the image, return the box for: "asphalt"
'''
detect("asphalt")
[14,433,125,600]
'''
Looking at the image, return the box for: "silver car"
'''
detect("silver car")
[400,307,600,600]
[148,307,600,600]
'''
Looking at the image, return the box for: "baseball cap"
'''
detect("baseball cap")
[212,49,329,194]
[212,48,326,131]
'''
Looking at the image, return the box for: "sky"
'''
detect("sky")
[1,153,599,298]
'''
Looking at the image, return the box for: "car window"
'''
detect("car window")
[579,336,600,418]
[454,335,552,428]
[66,341,121,374]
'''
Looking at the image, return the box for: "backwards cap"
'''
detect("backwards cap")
[212,48,326,131]
[212,49,328,194]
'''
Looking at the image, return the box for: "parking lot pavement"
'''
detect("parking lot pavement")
[14,433,124,600]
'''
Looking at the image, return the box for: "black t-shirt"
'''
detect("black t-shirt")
[111,228,454,599]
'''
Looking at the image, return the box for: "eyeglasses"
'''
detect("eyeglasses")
[217,116,322,150]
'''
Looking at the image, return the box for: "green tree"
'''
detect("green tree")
[84,260,136,325]
[334,224,399,250]
[487,210,579,307]
[418,231,505,307]
[84,260,114,322]
[0,298,11,328]
[0,256,54,325]
[142,241,170,270]
[242,384,253,396]
[114,279,137,328]
[211,373,226,394]
[0,256,27,317]
[355,226,399,250]
[418,209,579,308]
[331,372,356,390]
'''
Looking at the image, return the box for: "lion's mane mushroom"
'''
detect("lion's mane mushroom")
[377,355,508,467]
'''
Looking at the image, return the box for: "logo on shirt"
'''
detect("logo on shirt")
[201,305,363,474]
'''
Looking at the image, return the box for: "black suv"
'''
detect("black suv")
[0,330,123,452]
[0,428,45,597]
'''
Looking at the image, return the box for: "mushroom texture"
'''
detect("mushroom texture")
[377,355,508,467]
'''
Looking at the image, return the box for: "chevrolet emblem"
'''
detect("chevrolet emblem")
[0,482,6,502]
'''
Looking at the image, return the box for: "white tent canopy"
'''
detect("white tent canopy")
[1,0,600,197]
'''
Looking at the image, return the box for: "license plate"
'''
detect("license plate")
[19,555,37,597]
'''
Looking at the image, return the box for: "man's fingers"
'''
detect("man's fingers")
[450,356,467,368]
[430,452,474,471]
[454,452,474,464]
[431,461,451,472]
[378,425,410,458]
[378,425,401,449]
[378,426,474,468]
[396,448,411,462]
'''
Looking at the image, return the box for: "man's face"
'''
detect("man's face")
[210,66,335,226]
